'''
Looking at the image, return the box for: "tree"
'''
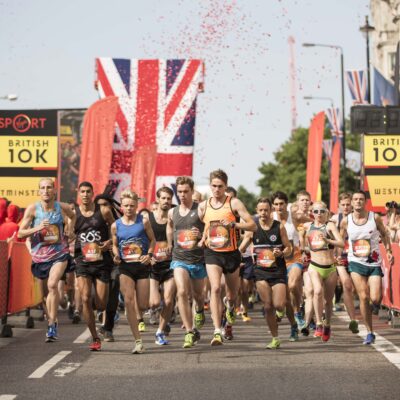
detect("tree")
[237,185,258,213]
[257,123,361,204]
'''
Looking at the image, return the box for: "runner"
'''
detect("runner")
[149,186,176,345]
[272,191,305,329]
[339,190,394,345]
[300,201,344,342]
[198,169,256,346]
[166,177,206,349]
[111,190,156,354]
[73,182,115,351]
[18,178,75,342]
[331,192,359,334]
[239,198,291,349]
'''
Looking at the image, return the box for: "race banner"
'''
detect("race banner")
[0,110,58,208]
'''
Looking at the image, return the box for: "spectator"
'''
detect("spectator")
[0,204,23,242]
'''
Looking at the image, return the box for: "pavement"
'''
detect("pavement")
[0,305,399,400]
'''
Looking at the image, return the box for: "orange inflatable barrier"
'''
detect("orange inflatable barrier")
[7,242,42,314]
[381,243,400,312]
[0,241,9,319]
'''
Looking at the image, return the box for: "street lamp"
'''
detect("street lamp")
[303,95,334,108]
[303,42,346,190]
[0,94,18,101]
[359,16,375,104]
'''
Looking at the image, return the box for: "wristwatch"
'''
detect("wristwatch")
[148,252,154,258]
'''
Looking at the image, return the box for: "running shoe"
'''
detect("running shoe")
[194,310,206,329]
[155,332,169,346]
[138,321,146,332]
[45,324,57,342]
[289,325,299,342]
[132,339,145,354]
[67,304,74,320]
[225,306,236,325]
[72,310,81,324]
[183,332,195,348]
[223,324,233,341]
[275,309,284,322]
[114,311,120,324]
[372,304,380,315]
[363,333,376,345]
[193,328,201,343]
[301,325,310,337]
[313,325,323,338]
[149,309,159,325]
[322,325,331,342]
[89,338,102,351]
[349,320,359,334]
[242,313,252,323]
[266,337,281,349]
[294,312,306,330]
[103,331,115,342]
[309,319,316,330]
[211,332,223,346]
[165,323,171,336]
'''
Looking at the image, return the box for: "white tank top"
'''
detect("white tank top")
[273,207,299,246]
[347,212,381,267]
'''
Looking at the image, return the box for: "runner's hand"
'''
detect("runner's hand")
[387,252,395,266]
[99,240,112,252]
[191,226,201,238]
[38,219,50,231]
[140,254,151,265]
[113,254,121,265]
[273,248,283,258]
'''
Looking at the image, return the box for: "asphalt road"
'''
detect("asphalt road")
[0,305,399,400]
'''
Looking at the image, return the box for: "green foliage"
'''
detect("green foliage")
[237,185,258,214]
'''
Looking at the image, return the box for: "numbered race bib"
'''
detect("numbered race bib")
[39,224,60,245]
[209,221,231,250]
[154,241,171,262]
[82,242,103,262]
[352,239,371,258]
[122,243,142,262]
[255,246,276,268]
[308,230,328,251]
[177,229,198,250]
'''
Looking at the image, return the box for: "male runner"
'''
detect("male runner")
[331,192,359,334]
[167,177,206,349]
[149,186,176,345]
[18,178,75,342]
[198,169,256,345]
[74,182,115,351]
[340,190,394,345]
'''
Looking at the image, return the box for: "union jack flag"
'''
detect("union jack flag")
[346,70,369,105]
[325,107,343,140]
[95,58,204,203]
[322,139,333,163]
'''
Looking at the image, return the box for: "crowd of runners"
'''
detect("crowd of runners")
[14,169,395,353]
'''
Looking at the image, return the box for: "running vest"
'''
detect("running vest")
[172,202,204,264]
[273,208,301,264]
[74,205,110,263]
[116,215,149,263]
[252,219,286,271]
[306,223,334,252]
[149,212,171,263]
[347,212,381,267]
[31,201,69,263]
[203,196,238,252]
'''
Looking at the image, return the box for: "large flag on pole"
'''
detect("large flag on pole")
[373,67,396,106]
[95,58,204,205]
[346,70,369,105]
[306,112,325,202]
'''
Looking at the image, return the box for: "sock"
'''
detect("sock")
[156,328,162,335]
[214,328,222,335]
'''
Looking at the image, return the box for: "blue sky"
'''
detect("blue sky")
[0,0,370,192]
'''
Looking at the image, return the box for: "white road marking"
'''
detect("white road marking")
[53,362,81,377]
[28,351,71,379]
[73,328,91,344]
[337,314,400,370]
[0,396,17,400]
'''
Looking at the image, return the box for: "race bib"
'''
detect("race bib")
[255,246,276,268]
[39,224,60,245]
[352,239,371,258]
[208,221,231,250]
[82,242,103,262]
[122,243,142,262]
[177,229,198,250]
[154,241,171,262]
[308,230,328,251]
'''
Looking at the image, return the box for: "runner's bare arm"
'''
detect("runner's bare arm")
[326,221,344,248]
[166,208,174,253]
[337,218,348,258]
[60,202,76,238]
[197,200,206,220]
[111,222,120,264]
[238,231,253,253]
[99,206,115,251]
[143,217,156,254]
[278,223,292,258]
[18,204,41,239]
[375,213,394,266]
[231,198,256,232]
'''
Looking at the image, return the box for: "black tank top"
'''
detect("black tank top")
[149,212,171,263]
[74,205,110,263]
[172,202,204,264]
[252,219,286,273]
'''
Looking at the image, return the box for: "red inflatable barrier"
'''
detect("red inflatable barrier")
[0,241,9,319]
[381,243,400,312]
